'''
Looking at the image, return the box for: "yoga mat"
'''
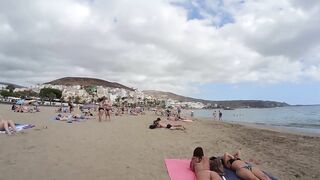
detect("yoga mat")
[165,159,277,180]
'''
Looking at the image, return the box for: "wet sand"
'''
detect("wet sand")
[0,104,319,180]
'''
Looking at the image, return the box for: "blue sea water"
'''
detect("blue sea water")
[191,106,320,135]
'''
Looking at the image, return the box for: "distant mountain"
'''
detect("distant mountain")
[142,90,289,108]
[0,82,25,88]
[45,77,135,91]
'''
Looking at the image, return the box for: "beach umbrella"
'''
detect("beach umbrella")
[16,99,25,105]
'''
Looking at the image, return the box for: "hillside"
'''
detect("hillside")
[45,77,135,91]
[142,90,289,108]
[0,82,25,88]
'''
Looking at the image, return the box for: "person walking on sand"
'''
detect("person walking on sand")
[218,110,222,121]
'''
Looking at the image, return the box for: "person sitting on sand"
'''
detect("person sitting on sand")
[11,104,17,111]
[0,115,17,135]
[149,118,186,130]
[190,147,222,180]
[219,150,270,180]
[83,110,94,116]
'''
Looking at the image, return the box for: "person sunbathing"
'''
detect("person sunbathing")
[221,150,270,180]
[149,118,186,130]
[55,114,70,121]
[0,118,17,135]
[190,147,222,180]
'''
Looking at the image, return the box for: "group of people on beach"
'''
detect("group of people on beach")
[190,147,270,180]
[213,110,223,121]
[12,104,40,113]
[98,96,112,122]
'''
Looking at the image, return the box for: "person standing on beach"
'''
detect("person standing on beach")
[98,97,108,122]
[104,97,112,121]
[177,106,181,117]
[218,110,222,121]
[213,110,217,120]
[68,102,74,113]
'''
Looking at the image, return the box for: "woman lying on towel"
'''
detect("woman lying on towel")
[221,150,270,180]
[0,116,17,135]
[190,147,222,180]
[149,118,186,131]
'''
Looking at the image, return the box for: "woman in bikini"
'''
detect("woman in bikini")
[223,150,270,180]
[149,118,185,130]
[98,97,106,122]
[104,98,112,121]
[190,147,222,180]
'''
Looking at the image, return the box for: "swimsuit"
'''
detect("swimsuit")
[228,158,241,165]
[166,124,172,129]
[240,164,252,171]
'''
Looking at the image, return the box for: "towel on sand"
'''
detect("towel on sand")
[0,124,35,133]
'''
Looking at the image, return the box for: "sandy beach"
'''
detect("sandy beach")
[0,104,319,180]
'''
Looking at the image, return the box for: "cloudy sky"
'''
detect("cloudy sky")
[0,0,320,104]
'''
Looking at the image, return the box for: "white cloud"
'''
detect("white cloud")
[0,0,319,96]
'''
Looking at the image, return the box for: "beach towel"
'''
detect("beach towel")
[52,115,95,123]
[0,124,35,134]
[165,159,277,180]
[165,159,195,180]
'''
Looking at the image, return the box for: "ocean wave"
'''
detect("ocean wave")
[282,123,320,129]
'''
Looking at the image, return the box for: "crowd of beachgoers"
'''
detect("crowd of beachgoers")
[0,96,280,180]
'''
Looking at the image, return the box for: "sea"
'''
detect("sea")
[190,105,320,135]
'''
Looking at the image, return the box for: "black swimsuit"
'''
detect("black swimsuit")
[229,158,241,165]
[223,158,241,166]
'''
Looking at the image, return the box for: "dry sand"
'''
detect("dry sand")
[0,104,319,180]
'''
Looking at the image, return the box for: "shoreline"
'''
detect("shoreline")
[197,116,320,138]
[193,114,320,137]
[235,121,320,137]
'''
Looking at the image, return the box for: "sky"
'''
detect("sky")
[0,0,320,105]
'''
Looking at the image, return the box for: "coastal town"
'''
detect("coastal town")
[0,80,206,109]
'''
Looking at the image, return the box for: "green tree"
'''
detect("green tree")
[0,90,12,97]
[39,88,62,105]
[6,84,15,93]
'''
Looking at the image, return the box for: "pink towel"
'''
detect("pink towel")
[165,159,196,180]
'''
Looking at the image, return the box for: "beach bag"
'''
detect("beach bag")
[209,156,225,176]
